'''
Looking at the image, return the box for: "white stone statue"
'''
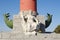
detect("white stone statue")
[20,13,40,35]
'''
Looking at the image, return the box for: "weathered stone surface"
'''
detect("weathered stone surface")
[0,32,60,40]
[0,33,1,38]
[1,32,11,39]
[52,34,60,40]
[36,15,45,25]
[0,39,10,40]
[10,33,24,38]
[13,14,23,33]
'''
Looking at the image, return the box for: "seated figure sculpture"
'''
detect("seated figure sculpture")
[20,12,40,35]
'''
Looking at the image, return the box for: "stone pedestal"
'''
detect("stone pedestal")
[13,10,45,34]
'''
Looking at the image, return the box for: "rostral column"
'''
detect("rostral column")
[20,0,37,15]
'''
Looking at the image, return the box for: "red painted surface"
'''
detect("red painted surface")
[20,0,37,11]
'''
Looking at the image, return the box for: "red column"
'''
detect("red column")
[20,0,37,11]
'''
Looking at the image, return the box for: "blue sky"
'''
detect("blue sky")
[0,0,60,32]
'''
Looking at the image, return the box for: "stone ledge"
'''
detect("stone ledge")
[1,32,11,39]
[0,32,60,40]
